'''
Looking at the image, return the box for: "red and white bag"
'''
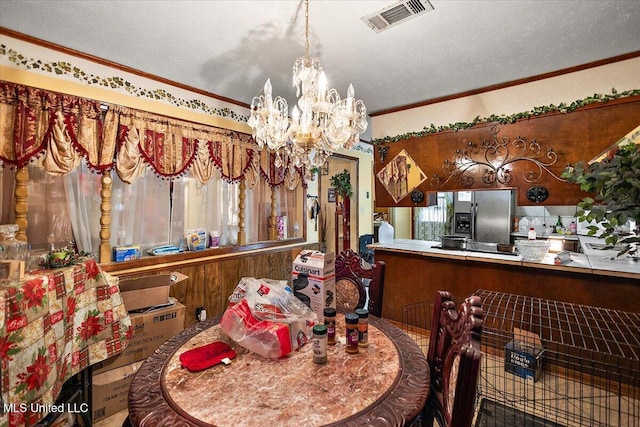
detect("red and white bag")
[220,277,318,358]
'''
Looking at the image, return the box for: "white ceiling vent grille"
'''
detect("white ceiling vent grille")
[362,0,434,33]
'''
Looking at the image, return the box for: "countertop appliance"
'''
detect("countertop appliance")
[452,190,515,244]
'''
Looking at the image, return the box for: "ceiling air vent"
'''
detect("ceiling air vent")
[362,0,434,33]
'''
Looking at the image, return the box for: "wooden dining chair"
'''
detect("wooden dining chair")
[422,290,483,427]
[334,249,386,317]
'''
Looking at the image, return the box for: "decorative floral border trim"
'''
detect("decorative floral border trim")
[0,44,249,122]
[352,142,374,155]
[372,88,640,145]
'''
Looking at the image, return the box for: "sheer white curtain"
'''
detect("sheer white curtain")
[64,163,102,253]
[181,169,261,246]
[8,160,298,257]
[182,169,228,245]
[245,178,268,243]
[110,169,173,252]
[26,162,74,251]
[274,185,300,239]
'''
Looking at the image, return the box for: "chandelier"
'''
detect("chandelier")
[247,0,368,177]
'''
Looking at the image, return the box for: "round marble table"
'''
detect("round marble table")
[128,315,429,426]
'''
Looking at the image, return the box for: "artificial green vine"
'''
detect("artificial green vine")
[372,88,640,145]
[0,44,248,122]
[330,169,353,199]
[2,42,637,140]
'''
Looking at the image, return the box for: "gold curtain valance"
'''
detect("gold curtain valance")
[0,81,109,172]
[103,106,305,188]
[0,81,306,188]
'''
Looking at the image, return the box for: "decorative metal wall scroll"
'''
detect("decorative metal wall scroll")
[431,125,565,188]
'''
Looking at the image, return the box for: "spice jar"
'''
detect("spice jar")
[355,308,369,347]
[345,313,359,354]
[312,324,328,364]
[324,307,337,345]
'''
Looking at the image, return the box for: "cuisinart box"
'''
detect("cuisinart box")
[292,250,336,319]
[505,327,544,382]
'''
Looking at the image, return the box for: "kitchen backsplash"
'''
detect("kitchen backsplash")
[515,205,578,232]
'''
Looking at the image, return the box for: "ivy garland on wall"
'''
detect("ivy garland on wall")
[2,42,638,141]
[372,88,640,145]
[0,43,249,122]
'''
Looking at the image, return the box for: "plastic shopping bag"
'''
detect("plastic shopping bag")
[220,277,318,358]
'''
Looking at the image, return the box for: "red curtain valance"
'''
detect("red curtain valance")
[207,132,254,183]
[0,81,109,172]
[0,81,306,188]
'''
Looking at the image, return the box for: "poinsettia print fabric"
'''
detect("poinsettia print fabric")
[0,258,131,427]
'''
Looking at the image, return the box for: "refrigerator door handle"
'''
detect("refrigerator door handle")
[470,203,478,240]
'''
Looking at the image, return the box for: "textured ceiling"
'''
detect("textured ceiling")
[1,0,639,117]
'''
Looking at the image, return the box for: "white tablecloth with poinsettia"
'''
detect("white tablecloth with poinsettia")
[0,258,131,427]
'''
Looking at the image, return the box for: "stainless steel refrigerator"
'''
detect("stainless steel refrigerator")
[452,190,515,244]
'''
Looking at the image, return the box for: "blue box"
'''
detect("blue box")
[505,340,543,382]
[112,245,141,262]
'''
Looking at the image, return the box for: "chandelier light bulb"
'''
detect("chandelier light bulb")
[346,84,354,110]
[264,78,272,98]
[292,105,300,124]
[318,71,327,100]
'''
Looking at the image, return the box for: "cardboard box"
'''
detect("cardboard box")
[112,245,141,262]
[119,272,188,312]
[92,301,185,374]
[292,250,336,319]
[92,360,143,423]
[505,328,544,382]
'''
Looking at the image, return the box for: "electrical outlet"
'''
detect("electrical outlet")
[196,307,205,321]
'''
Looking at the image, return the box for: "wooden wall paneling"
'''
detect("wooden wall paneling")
[374,97,640,207]
[203,260,232,325]
[169,264,205,327]
[204,261,224,324]
[214,257,243,319]
[200,249,298,323]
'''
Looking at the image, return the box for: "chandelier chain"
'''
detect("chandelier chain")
[304,0,310,59]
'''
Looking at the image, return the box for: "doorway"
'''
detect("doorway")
[318,154,359,256]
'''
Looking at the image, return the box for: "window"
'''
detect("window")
[413,192,452,240]
[1,160,304,258]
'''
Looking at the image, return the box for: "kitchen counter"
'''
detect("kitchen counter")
[370,237,640,279]
[370,238,639,320]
